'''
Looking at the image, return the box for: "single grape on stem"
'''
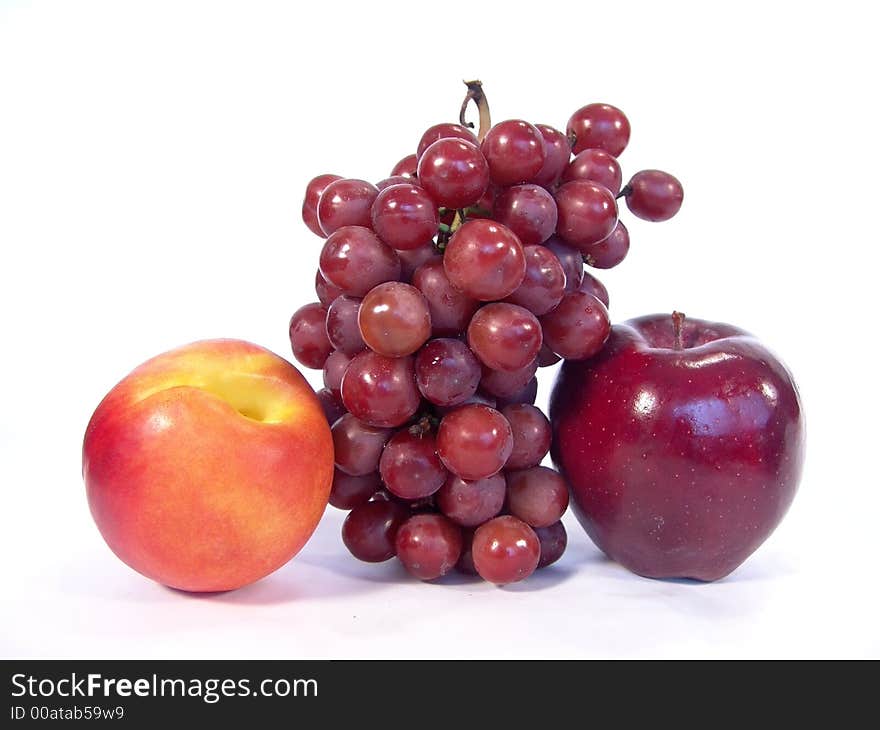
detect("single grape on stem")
[289,303,332,369]
[319,226,401,297]
[622,170,684,221]
[341,351,421,428]
[331,413,392,476]
[567,103,631,157]
[443,219,526,301]
[437,404,513,481]
[395,513,463,581]
[472,515,540,585]
[467,303,542,372]
[415,338,481,407]
[317,178,379,235]
[379,429,448,500]
[358,282,432,358]
[342,500,410,563]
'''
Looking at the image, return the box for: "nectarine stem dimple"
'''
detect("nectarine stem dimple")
[672,311,686,350]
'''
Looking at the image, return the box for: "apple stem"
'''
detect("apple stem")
[459,80,491,142]
[672,311,686,350]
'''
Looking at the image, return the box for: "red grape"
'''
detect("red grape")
[342,500,409,562]
[416,122,478,158]
[398,245,439,282]
[436,472,506,527]
[480,119,545,186]
[506,466,569,528]
[415,338,481,406]
[434,390,498,417]
[492,184,558,246]
[467,303,542,372]
[358,282,432,357]
[319,226,401,297]
[329,469,382,510]
[390,153,418,178]
[545,236,584,293]
[317,387,346,426]
[437,405,513,480]
[379,429,447,500]
[443,220,526,301]
[503,244,566,315]
[532,124,571,189]
[495,377,538,409]
[411,257,479,335]
[323,349,353,396]
[315,269,343,307]
[325,294,366,354]
[417,138,489,209]
[502,404,551,470]
[302,173,341,237]
[288,303,332,369]
[567,103,631,157]
[540,290,610,360]
[583,220,629,269]
[376,175,417,191]
[535,521,567,569]
[472,515,540,584]
[331,413,392,475]
[395,513,462,580]
[624,169,684,221]
[341,350,421,427]
[317,178,379,235]
[562,148,623,195]
[479,359,537,399]
[371,183,439,251]
[579,271,610,308]
[554,180,618,250]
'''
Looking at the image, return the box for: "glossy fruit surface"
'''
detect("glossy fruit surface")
[437,404,513,480]
[289,303,332,369]
[481,119,546,186]
[358,282,432,357]
[566,103,631,156]
[554,180,618,250]
[319,226,401,297]
[467,303,542,372]
[395,513,463,580]
[417,138,489,209]
[625,170,684,221]
[492,184,558,246]
[443,220,526,301]
[550,313,805,581]
[342,500,409,562]
[317,178,379,235]
[540,291,611,360]
[472,515,540,584]
[371,183,439,251]
[341,351,420,427]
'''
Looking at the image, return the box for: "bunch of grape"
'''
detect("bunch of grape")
[289,82,682,585]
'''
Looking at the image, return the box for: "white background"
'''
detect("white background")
[1,0,877,659]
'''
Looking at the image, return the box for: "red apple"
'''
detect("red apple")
[82,339,334,592]
[549,312,805,581]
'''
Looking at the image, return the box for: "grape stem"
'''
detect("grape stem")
[672,311,686,350]
[616,184,632,200]
[459,80,492,142]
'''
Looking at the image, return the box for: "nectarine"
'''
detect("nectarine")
[82,339,333,592]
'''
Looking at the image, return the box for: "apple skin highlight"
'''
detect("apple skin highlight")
[550,314,805,581]
[83,339,334,592]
